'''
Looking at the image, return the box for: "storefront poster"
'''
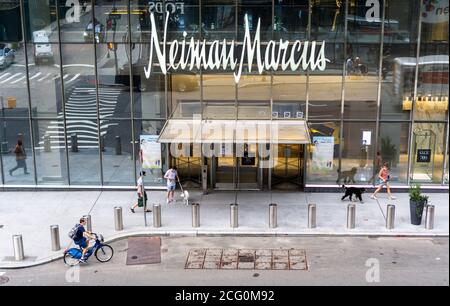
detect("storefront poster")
[312,136,334,170]
[140,135,162,169]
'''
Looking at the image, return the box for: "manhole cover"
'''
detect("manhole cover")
[0,276,9,285]
[126,237,161,265]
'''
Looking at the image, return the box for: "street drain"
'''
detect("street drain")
[0,276,9,285]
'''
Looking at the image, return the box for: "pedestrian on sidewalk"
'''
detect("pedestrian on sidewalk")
[130,171,152,213]
[164,166,179,204]
[9,139,30,176]
[371,162,396,200]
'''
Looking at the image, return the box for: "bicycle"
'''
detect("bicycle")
[63,233,114,266]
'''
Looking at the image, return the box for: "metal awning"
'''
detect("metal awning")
[157,119,311,144]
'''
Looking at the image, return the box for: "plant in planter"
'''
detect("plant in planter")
[409,184,429,225]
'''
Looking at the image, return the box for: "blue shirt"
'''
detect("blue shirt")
[74,225,85,242]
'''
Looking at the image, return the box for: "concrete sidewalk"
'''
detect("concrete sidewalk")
[0,190,448,268]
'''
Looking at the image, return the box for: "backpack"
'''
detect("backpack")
[68,224,81,240]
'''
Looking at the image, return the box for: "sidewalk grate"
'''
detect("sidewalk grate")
[185,248,307,271]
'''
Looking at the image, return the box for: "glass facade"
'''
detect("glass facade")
[0,0,448,189]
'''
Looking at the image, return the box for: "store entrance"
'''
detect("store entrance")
[271,144,305,190]
[211,143,261,190]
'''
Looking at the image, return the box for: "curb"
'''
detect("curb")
[1,230,448,269]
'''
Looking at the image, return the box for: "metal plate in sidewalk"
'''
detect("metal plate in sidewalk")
[185,248,307,271]
[126,237,161,265]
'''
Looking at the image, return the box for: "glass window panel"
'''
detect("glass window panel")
[166,0,199,40]
[381,0,420,120]
[414,0,449,121]
[0,118,34,185]
[32,119,69,185]
[306,121,340,184]
[0,0,22,42]
[272,74,307,120]
[134,119,166,186]
[96,43,131,119]
[378,122,410,185]
[27,42,61,117]
[102,119,134,186]
[411,122,446,184]
[273,0,308,41]
[344,0,381,120]
[130,44,166,119]
[309,0,345,120]
[130,0,165,43]
[24,0,59,43]
[57,0,94,43]
[169,71,201,119]
[341,121,376,184]
[202,0,236,40]
[203,73,236,120]
[238,0,273,41]
[61,43,100,185]
[94,0,129,43]
[0,42,29,118]
[237,73,270,119]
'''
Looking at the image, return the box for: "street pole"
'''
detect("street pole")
[1,96,9,154]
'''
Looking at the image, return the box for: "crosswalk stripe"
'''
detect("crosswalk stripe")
[0,73,11,80]
[37,73,51,82]
[0,73,22,84]
[10,75,27,84]
[28,72,42,80]
[65,73,80,84]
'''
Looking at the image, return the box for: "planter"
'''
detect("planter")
[409,199,426,225]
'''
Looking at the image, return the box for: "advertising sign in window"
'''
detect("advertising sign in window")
[140,135,162,169]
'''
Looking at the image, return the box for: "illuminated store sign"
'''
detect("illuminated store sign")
[144,12,330,84]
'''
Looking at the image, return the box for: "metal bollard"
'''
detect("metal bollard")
[114,207,123,231]
[12,235,25,261]
[153,204,161,228]
[192,203,200,228]
[425,205,435,230]
[44,134,51,152]
[269,203,277,228]
[83,214,92,232]
[50,225,61,251]
[115,136,122,155]
[347,204,356,229]
[230,204,238,228]
[386,204,395,229]
[308,203,317,229]
[71,133,78,152]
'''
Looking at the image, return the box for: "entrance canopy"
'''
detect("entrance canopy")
[157,119,311,144]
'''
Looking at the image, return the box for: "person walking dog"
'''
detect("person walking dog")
[371,162,396,200]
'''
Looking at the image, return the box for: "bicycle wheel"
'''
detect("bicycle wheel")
[63,252,80,267]
[95,244,114,263]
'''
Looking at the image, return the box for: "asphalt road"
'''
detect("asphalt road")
[1,236,448,286]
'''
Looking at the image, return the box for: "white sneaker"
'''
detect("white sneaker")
[370,195,377,200]
[389,196,397,200]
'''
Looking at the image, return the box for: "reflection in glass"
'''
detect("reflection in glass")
[411,122,446,184]
[378,122,409,185]
[1,119,34,185]
[33,119,68,185]
[102,119,134,186]
[381,0,419,120]
[341,122,376,184]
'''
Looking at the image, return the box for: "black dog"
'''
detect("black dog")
[341,185,365,203]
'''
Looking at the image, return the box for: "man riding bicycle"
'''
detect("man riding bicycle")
[73,217,96,263]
